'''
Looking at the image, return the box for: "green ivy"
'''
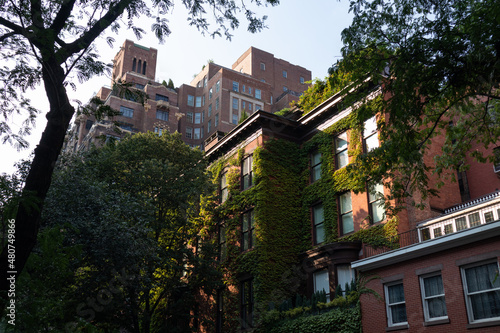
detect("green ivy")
[202,95,397,332]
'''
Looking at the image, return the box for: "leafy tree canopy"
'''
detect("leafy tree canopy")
[340,0,500,202]
[12,132,219,332]
[0,0,279,293]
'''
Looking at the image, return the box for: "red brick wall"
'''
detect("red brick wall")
[360,237,500,332]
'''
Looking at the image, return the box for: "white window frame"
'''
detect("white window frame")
[419,272,448,323]
[187,95,194,106]
[461,260,500,324]
[384,281,408,327]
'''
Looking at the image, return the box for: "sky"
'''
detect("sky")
[1,0,354,175]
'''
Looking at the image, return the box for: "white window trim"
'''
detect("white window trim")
[460,260,500,324]
[419,272,448,323]
[384,281,408,327]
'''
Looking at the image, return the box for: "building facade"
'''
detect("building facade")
[199,81,500,332]
[65,40,311,151]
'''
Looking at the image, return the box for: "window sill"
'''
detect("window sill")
[423,318,449,326]
[467,319,500,329]
[385,324,408,331]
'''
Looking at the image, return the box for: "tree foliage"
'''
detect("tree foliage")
[11,132,219,332]
[0,0,279,294]
[340,0,500,202]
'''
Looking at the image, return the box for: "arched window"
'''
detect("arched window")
[132,58,136,72]
[142,61,147,75]
[137,60,142,73]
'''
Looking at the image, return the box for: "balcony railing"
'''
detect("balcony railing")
[362,192,500,258]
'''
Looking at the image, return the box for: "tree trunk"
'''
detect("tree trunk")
[0,58,75,293]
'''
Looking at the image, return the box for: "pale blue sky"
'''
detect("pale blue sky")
[1,0,353,174]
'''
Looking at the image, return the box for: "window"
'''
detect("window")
[282,70,287,78]
[312,203,325,245]
[196,96,202,107]
[207,105,212,118]
[340,192,354,235]
[232,97,239,110]
[216,80,220,92]
[283,86,288,92]
[433,227,442,238]
[421,228,431,240]
[300,76,305,84]
[119,106,134,118]
[420,273,447,322]
[485,211,495,223]
[255,89,261,100]
[248,103,252,112]
[241,279,254,329]
[155,94,169,102]
[444,224,454,234]
[242,101,246,111]
[368,183,385,224]
[232,114,238,125]
[335,132,349,169]
[255,104,262,111]
[154,127,163,135]
[364,116,379,152]
[456,216,468,231]
[260,62,265,70]
[385,281,408,327]
[218,224,226,261]
[132,58,137,72]
[202,95,205,106]
[186,112,193,123]
[310,150,321,182]
[194,127,203,139]
[195,112,202,124]
[242,85,246,93]
[185,127,192,139]
[135,83,145,90]
[248,87,252,95]
[461,261,500,323]
[313,270,330,302]
[187,95,194,106]
[242,155,254,190]
[85,120,93,130]
[242,209,255,251]
[203,76,207,87]
[208,120,212,133]
[215,97,220,110]
[142,61,147,75]
[469,212,481,227]
[337,265,354,296]
[220,171,228,203]
[156,110,169,121]
[215,114,219,126]
[209,88,213,100]
[232,81,239,92]
[137,60,142,73]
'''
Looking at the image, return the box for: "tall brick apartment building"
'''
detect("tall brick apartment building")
[65,40,311,151]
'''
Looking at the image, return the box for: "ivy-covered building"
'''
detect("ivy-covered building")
[200,81,500,332]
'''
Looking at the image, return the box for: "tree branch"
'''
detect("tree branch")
[56,0,135,64]
[0,16,24,34]
[49,0,77,34]
[0,31,18,42]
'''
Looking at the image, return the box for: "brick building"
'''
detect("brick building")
[200,81,500,332]
[65,40,311,151]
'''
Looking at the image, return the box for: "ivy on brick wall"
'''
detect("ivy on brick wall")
[201,94,398,332]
